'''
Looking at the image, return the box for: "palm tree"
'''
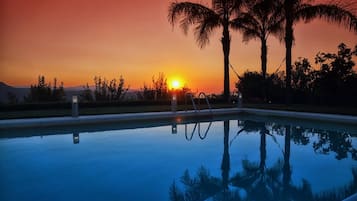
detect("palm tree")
[168,0,245,101]
[283,0,357,103]
[233,0,284,79]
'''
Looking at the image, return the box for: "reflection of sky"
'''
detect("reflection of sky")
[0,120,356,201]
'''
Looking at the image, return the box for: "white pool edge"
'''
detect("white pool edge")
[0,107,356,129]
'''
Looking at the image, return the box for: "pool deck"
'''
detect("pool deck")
[0,107,356,129]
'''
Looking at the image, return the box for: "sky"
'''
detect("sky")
[0,0,356,93]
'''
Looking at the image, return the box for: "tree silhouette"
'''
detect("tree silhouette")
[25,75,65,102]
[233,0,284,80]
[236,71,285,103]
[237,43,357,105]
[168,0,245,101]
[283,0,357,103]
[93,76,128,102]
[141,73,169,101]
[313,43,357,105]
[291,57,314,103]
[80,83,94,102]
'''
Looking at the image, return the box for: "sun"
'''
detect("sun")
[170,79,182,90]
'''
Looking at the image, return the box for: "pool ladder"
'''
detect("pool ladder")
[183,92,212,140]
[185,92,212,113]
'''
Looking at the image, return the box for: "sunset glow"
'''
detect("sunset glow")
[0,0,356,93]
[170,79,182,90]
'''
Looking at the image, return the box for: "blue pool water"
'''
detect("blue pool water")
[0,115,356,201]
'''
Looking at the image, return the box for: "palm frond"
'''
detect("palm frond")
[231,0,285,42]
[266,1,285,36]
[242,28,262,42]
[295,3,357,32]
[194,12,221,47]
[168,1,221,47]
[231,13,262,42]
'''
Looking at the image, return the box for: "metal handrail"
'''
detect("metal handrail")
[197,92,212,113]
[185,93,197,112]
[185,92,212,113]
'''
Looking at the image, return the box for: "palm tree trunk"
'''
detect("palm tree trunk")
[261,38,267,79]
[261,37,268,102]
[284,0,293,104]
[222,22,231,101]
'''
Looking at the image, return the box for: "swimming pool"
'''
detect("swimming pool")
[0,114,356,201]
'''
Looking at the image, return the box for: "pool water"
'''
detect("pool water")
[0,116,356,201]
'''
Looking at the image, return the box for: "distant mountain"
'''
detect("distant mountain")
[0,82,29,103]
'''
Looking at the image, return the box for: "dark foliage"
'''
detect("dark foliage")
[93,75,128,102]
[312,43,357,106]
[24,75,66,103]
[80,83,94,102]
[140,73,169,101]
[237,43,357,106]
[236,71,285,103]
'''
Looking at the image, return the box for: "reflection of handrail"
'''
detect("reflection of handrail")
[185,123,198,141]
[198,122,212,139]
[185,121,212,141]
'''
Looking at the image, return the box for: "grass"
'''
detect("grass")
[0,102,356,120]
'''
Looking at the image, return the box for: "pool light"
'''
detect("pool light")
[72,96,79,117]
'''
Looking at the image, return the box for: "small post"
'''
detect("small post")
[171,92,177,112]
[237,92,243,108]
[72,96,79,117]
[73,133,79,144]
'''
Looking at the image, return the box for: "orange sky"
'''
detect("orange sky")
[0,0,356,93]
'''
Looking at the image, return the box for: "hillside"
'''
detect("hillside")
[0,82,29,103]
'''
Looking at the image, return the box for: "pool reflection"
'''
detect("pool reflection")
[73,132,80,144]
[169,119,357,201]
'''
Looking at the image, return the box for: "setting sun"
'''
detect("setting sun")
[170,79,183,90]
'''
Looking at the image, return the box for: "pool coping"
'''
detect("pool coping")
[0,107,356,129]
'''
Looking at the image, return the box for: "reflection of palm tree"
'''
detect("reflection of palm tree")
[168,0,245,100]
[170,121,357,201]
[221,120,230,191]
[283,0,357,103]
[231,121,281,201]
[282,125,292,200]
[233,0,284,79]
[169,120,240,201]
